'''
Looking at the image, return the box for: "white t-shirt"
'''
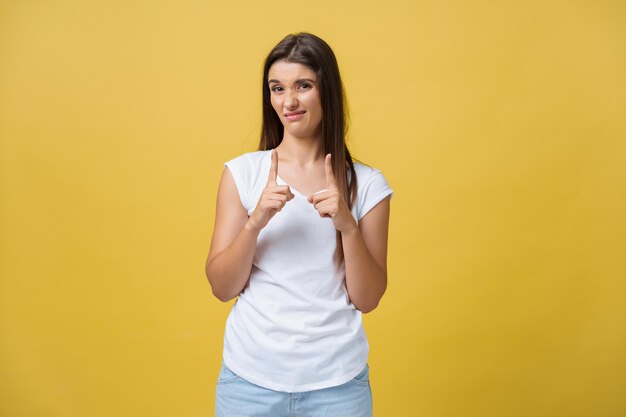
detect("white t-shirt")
[221,149,393,393]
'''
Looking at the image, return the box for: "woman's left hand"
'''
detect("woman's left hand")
[307,154,357,233]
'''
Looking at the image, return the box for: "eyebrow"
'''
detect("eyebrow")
[268,78,316,85]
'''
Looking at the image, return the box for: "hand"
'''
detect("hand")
[248,149,295,231]
[307,153,357,233]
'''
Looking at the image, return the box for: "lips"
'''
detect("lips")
[285,110,306,121]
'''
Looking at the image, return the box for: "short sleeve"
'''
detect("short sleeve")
[357,169,394,221]
[224,154,250,211]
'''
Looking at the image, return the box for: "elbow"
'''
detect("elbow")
[354,296,382,314]
[208,277,237,302]
[358,302,379,314]
[212,286,236,303]
[355,279,387,314]
[205,266,237,303]
[207,276,236,302]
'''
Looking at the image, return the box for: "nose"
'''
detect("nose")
[284,88,298,110]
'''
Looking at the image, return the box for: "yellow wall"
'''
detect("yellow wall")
[1,0,624,416]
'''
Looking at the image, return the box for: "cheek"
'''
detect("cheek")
[311,100,323,121]
[304,95,322,116]
[270,96,282,114]
[311,97,322,118]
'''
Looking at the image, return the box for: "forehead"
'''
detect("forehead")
[268,61,317,82]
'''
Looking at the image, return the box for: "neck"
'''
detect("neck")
[275,132,325,167]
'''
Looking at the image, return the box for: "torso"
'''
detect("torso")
[221,148,393,392]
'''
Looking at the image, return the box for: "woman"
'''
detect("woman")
[205,32,393,417]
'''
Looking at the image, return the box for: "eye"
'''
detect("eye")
[270,85,283,93]
[298,82,312,90]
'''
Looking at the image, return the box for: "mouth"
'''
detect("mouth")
[285,111,306,121]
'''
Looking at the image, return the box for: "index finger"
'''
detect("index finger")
[267,149,278,186]
[325,153,337,188]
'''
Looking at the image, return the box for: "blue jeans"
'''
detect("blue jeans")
[215,361,373,417]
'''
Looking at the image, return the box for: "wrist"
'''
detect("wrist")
[341,220,359,237]
[244,218,262,235]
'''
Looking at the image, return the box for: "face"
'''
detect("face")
[268,61,323,140]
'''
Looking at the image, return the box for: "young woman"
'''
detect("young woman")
[205,32,393,417]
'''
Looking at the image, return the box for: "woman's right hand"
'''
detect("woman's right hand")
[247,149,294,232]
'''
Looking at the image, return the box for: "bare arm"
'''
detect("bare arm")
[205,167,259,302]
[205,150,294,302]
[342,195,391,313]
[307,154,391,314]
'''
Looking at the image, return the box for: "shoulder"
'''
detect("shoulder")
[224,150,270,176]
[225,149,269,166]
[353,160,380,175]
[352,160,387,186]
[351,160,393,221]
[222,150,270,212]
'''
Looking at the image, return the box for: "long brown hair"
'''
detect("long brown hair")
[258,32,357,269]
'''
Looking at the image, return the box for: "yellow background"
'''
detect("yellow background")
[1,0,624,416]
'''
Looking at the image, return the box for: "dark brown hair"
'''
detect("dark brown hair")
[258,32,357,269]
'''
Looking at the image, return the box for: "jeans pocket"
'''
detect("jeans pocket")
[349,364,370,386]
[217,362,241,385]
